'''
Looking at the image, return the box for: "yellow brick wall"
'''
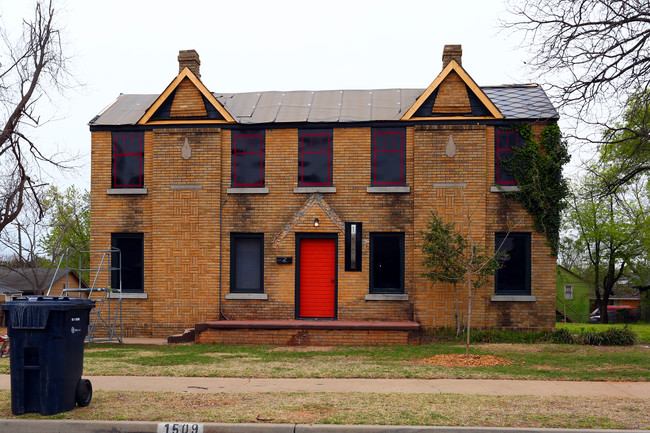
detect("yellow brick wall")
[91,117,557,337]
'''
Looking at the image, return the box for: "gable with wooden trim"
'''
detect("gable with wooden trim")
[138,66,235,125]
[401,58,503,121]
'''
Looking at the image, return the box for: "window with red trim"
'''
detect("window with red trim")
[495,130,522,185]
[232,132,265,187]
[299,130,332,186]
[112,132,144,188]
[372,128,405,186]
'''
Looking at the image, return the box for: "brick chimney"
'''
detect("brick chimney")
[442,45,462,69]
[178,49,200,78]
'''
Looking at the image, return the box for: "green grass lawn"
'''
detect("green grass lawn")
[557,322,650,343]
[2,339,646,381]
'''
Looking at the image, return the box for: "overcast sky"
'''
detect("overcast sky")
[2,0,555,190]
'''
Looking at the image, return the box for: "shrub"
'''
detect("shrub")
[540,328,575,344]
[576,328,637,346]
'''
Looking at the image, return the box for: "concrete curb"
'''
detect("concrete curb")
[0,420,648,433]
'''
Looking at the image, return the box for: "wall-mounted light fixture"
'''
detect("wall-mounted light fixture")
[314,218,320,227]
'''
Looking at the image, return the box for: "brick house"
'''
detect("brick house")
[89,45,559,343]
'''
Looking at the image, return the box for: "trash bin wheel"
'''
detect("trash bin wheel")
[75,378,92,407]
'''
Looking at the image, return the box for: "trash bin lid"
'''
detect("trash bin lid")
[1,296,95,330]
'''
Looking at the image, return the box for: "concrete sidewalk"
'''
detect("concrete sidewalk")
[1,374,648,397]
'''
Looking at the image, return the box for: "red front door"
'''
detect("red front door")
[298,238,336,318]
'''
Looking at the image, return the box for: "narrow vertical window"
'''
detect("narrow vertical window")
[112,132,144,188]
[111,233,144,293]
[372,128,405,186]
[564,285,573,300]
[231,233,264,293]
[369,233,404,293]
[299,130,332,186]
[495,232,531,295]
[232,131,265,187]
[495,130,521,185]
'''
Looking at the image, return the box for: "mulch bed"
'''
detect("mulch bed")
[420,354,512,367]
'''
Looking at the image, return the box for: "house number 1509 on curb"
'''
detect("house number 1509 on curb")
[157,422,203,433]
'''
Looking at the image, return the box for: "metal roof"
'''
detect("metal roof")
[89,84,558,126]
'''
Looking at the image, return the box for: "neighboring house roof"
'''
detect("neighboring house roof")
[89,84,558,127]
[0,281,21,296]
[0,268,86,294]
[556,265,590,284]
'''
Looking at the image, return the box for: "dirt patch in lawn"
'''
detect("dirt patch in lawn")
[271,346,335,352]
[420,354,513,367]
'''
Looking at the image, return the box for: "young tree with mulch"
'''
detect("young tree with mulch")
[420,201,505,357]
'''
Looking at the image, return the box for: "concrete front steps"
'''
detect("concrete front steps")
[169,320,420,345]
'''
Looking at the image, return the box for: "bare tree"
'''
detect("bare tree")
[502,0,650,192]
[0,1,69,234]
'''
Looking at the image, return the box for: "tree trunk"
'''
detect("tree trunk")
[465,270,472,358]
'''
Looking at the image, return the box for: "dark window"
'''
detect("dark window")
[345,222,362,272]
[495,232,531,295]
[369,232,404,293]
[112,132,144,188]
[495,130,522,185]
[232,132,264,187]
[299,130,332,186]
[111,233,144,293]
[231,233,264,293]
[372,128,405,186]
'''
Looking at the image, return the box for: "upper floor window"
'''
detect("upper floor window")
[112,132,144,188]
[232,131,265,187]
[495,232,531,295]
[495,130,522,185]
[299,130,332,186]
[372,128,405,186]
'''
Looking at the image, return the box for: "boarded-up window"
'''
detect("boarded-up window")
[299,130,332,186]
[495,232,531,295]
[372,129,405,186]
[369,233,404,293]
[112,132,144,188]
[111,233,144,293]
[232,132,265,187]
[231,233,264,293]
[495,130,522,185]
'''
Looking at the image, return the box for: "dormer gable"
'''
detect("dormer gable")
[138,50,235,125]
[402,45,503,121]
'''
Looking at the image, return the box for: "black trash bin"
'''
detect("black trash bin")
[2,296,95,415]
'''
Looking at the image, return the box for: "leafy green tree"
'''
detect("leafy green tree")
[0,185,90,291]
[599,90,650,193]
[564,174,649,323]
[420,213,467,336]
[40,186,90,279]
[421,205,503,356]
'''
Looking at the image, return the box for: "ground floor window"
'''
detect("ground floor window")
[495,232,531,295]
[111,233,144,293]
[230,233,264,293]
[369,232,404,293]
